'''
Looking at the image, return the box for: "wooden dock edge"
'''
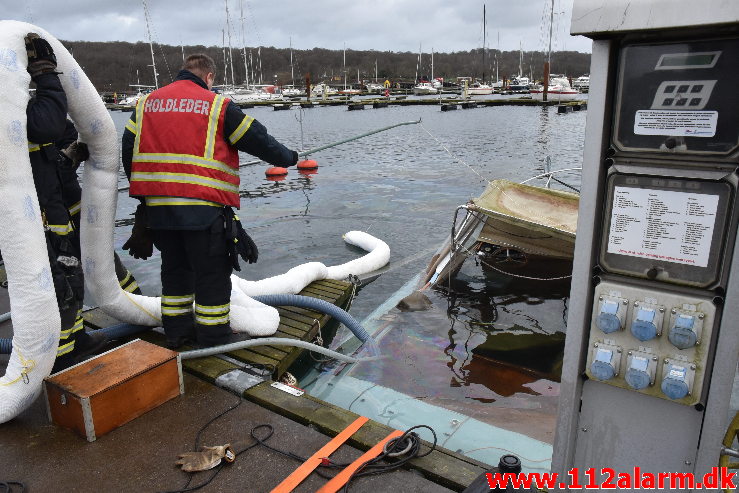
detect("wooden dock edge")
[243,381,490,492]
[184,354,489,491]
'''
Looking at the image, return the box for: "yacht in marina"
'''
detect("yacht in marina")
[530,75,580,101]
[412,81,438,95]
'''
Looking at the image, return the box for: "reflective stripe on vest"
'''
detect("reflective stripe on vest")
[129,81,240,207]
[28,142,53,152]
[145,196,221,207]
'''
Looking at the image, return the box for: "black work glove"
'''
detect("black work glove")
[122,204,153,260]
[61,142,89,170]
[223,208,258,271]
[24,33,58,78]
[237,224,259,265]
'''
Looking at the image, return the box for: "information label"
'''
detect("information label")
[607,187,719,268]
[634,110,717,137]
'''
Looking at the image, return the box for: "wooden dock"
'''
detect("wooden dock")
[83,278,354,380]
[81,278,490,490]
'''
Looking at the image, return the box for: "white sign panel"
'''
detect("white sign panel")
[607,187,719,268]
[634,110,718,137]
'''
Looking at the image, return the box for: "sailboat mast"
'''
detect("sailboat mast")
[415,42,421,83]
[547,0,554,65]
[239,0,249,87]
[142,0,158,89]
[225,0,235,87]
[496,31,500,83]
[431,47,434,81]
[519,41,523,77]
[482,4,486,83]
[222,30,228,85]
[343,42,346,90]
[542,0,554,101]
[290,37,294,86]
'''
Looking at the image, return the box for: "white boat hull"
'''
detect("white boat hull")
[530,89,580,102]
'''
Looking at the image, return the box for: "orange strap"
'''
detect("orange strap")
[316,429,405,493]
[270,416,369,493]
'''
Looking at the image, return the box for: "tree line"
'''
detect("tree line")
[61,40,591,94]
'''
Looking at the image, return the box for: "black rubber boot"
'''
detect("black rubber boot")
[195,324,233,348]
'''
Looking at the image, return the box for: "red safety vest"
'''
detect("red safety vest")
[129,80,240,207]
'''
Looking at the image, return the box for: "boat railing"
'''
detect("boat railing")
[450,205,485,254]
[520,165,582,193]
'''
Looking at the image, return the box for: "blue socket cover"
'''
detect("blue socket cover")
[596,300,622,334]
[631,307,658,341]
[661,364,690,400]
[591,348,616,381]
[625,355,651,390]
[669,314,697,349]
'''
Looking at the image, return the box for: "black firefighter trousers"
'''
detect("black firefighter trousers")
[151,219,232,347]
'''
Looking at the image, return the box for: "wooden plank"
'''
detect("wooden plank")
[276,308,325,327]
[294,290,336,303]
[182,356,237,382]
[82,307,124,331]
[312,279,352,291]
[301,284,346,298]
[300,283,347,297]
[275,329,301,340]
[226,348,280,369]
[248,344,289,360]
[300,282,346,295]
[276,305,324,320]
[275,321,307,338]
[301,281,351,297]
[229,340,289,360]
[277,316,321,336]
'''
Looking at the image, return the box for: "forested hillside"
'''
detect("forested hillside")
[62,40,590,93]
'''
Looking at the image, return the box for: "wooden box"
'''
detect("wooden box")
[44,339,183,442]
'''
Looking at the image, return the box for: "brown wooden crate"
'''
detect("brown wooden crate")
[88,360,181,438]
[44,339,183,441]
[48,339,178,397]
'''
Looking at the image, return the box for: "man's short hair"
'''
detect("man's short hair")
[182,54,216,78]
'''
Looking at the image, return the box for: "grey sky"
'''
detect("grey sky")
[5,0,592,54]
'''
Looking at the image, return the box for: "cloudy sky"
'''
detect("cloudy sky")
[4,0,592,54]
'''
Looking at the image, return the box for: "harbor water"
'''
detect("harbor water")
[108,100,586,471]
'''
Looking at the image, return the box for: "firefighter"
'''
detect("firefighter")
[121,54,298,349]
[24,33,106,372]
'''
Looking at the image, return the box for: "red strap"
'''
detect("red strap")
[316,429,405,493]
[269,416,369,493]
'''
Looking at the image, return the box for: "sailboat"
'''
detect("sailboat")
[282,37,306,97]
[507,42,530,93]
[338,43,361,95]
[121,0,158,107]
[413,43,438,96]
[467,5,493,96]
[530,0,579,102]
